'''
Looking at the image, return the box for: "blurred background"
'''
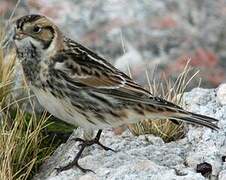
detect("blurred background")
[1,0,226,89]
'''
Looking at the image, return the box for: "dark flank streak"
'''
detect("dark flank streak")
[69,102,96,125]
[94,113,109,124]
[133,106,145,115]
[109,110,121,118]
[90,93,114,108]
[86,118,97,125]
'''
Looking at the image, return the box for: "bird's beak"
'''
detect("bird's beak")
[0,26,16,49]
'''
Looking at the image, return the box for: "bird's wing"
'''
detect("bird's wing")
[52,40,179,108]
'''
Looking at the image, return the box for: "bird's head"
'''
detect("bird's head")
[1,14,63,55]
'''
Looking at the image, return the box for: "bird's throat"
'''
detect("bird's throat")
[17,43,42,85]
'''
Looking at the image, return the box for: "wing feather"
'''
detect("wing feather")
[52,41,181,110]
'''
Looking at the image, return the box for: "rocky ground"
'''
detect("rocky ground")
[33,84,226,180]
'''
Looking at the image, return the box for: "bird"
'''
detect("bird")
[1,14,219,173]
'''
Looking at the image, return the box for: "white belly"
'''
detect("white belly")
[31,87,89,128]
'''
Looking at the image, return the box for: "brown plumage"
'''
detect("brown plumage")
[1,14,218,173]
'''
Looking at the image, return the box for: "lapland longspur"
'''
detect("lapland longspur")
[1,14,218,173]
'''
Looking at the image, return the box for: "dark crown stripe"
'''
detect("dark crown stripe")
[16,14,43,29]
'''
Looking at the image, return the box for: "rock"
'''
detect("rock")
[33,85,226,180]
[196,162,212,177]
[219,170,226,180]
[222,156,226,162]
[217,83,226,105]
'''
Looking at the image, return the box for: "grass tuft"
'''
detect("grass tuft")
[128,61,199,142]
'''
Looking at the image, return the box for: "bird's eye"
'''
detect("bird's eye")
[33,26,42,33]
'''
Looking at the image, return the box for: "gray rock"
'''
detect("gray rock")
[217,84,226,106]
[33,85,226,180]
[219,170,226,180]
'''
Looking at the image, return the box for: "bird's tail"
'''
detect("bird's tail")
[169,110,219,130]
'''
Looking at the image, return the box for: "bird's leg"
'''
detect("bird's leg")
[92,130,116,151]
[56,130,115,173]
[56,141,93,173]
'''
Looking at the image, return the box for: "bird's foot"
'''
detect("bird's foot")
[56,158,94,174]
[56,130,116,173]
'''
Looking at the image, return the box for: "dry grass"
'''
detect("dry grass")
[0,29,52,180]
[128,61,199,142]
